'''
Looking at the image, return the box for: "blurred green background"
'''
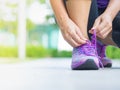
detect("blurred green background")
[0,0,120,61]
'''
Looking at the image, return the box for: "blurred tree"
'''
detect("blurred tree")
[26,19,35,31]
[27,0,46,5]
[0,0,17,34]
[39,0,46,3]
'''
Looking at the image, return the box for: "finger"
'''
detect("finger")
[76,29,88,41]
[70,32,86,44]
[89,29,94,34]
[97,26,111,38]
[96,25,109,36]
[97,28,112,39]
[96,20,107,33]
[68,28,86,44]
[89,19,101,34]
[66,37,81,47]
[102,28,112,39]
[92,18,101,30]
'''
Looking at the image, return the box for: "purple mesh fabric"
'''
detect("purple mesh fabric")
[97,41,112,66]
[72,29,104,69]
[97,41,106,58]
[91,29,104,68]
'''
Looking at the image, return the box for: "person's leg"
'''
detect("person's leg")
[111,11,120,48]
[66,0,92,39]
[65,0,101,70]
[87,2,113,67]
[87,0,98,39]
[97,11,120,67]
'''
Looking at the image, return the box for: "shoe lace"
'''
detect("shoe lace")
[74,29,104,68]
[75,40,96,56]
[91,29,104,68]
[81,41,96,56]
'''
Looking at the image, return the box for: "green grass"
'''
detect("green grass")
[0,45,120,64]
[0,45,72,58]
[0,45,120,59]
[106,46,120,59]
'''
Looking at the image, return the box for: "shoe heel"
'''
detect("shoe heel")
[72,59,99,70]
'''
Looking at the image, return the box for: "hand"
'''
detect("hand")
[59,18,87,47]
[89,13,112,39]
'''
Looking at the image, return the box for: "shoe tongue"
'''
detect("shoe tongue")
[76,29,97,56]
[83,29,97,56]
[80,41,96,56]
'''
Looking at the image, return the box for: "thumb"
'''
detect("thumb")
[89,18,101,33]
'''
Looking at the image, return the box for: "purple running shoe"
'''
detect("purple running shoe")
[71,30,102,70]
[97,41,112,68]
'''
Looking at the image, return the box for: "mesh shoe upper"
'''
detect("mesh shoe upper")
[72,30,102,69]
[97,41,112,67]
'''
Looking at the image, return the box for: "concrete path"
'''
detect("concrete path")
[0,58,120,90]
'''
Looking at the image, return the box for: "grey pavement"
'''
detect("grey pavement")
[0,58,120,90]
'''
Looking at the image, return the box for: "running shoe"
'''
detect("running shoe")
[97,41,112,67]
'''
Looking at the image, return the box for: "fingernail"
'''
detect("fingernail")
[89,30,91,32]
[86,39,89,42]
[92,27,95,30]
[83,40,87,43]
[84,38,88,41]
[82,40,87,43]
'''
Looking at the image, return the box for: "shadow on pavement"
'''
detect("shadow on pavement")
[111,67,120,69]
